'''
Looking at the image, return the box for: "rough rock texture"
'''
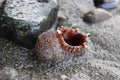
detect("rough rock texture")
[0,0,58,48]
[0,0,120,80]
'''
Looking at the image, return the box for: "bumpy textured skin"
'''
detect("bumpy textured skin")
[35,27,87,63]
[35,29,64,63]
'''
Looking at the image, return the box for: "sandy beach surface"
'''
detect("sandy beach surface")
[0,0,120,80]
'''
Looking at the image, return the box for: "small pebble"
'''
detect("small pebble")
[60,74,68,80]
[83,8,112,24]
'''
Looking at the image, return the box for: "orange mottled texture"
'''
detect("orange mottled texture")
[35,29,64,63]
[35,27,87,63]
[57,27,87,53]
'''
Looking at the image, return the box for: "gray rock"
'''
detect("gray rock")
[0,0,58,48]
[0,0,6,18]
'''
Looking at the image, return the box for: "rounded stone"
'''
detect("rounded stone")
[83,8,112,24]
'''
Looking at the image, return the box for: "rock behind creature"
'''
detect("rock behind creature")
[0,0,58,49]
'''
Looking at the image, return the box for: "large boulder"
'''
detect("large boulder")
[0,0,58,49]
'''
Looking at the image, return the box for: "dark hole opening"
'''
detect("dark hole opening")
[63,32,86,46]
[93,0,104,7]
[37,0,49,3]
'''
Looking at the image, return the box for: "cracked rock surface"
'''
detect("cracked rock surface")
[0,0,58,48]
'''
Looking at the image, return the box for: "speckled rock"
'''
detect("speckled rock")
[0,0,58,48]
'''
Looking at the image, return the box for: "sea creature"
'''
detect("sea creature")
[34,26,88,63]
